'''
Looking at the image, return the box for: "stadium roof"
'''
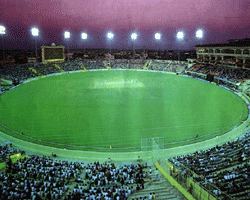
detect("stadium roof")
[195,38,250,48]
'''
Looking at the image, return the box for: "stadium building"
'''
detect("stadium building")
[195,38,250,68]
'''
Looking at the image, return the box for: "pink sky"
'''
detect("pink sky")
[2,0,249,30]
[0,0,250,49]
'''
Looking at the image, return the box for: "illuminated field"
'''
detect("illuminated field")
[0,70,248,151]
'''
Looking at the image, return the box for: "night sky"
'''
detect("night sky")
[0,0,250,50]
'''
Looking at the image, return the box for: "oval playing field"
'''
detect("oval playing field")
[0,70,248,152]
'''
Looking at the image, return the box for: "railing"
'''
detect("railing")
[197,52,250,56]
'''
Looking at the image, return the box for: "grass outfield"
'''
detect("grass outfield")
[0,70,248,152]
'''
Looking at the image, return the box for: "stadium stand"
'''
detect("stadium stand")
[0,64,37,81]
[0,140,187,200]
[150,60,187,72]
[0,59,188,85]
[188,64,250,83]
[0,152,82,199]
[30,63,61,75]
[169,131,250,199]
[1,59,250,200]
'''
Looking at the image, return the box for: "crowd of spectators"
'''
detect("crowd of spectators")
[59,59,107,71]
[104,59,146,70]
[150,60,187,73]
[0,64,37,81]
[170,131,250,199]
[0,140,76,199]
[60,60,86,71]
[106,59,187,72]
[67,162,146,200]
[1,59,249,87]
[188,64,250,83]
[0,141,149,200]
[1,154,82,200]
[0,142,19,162]
[30,63,61,75]
[108,59,128,69]
[209,162,250,199]
[127,60,145,70]
[0,59,188,86]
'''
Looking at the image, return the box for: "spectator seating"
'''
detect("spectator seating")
[169,132,250,199]
[0,143,148,200]
[188,64,250,83]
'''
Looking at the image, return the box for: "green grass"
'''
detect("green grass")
[0,70,248,152]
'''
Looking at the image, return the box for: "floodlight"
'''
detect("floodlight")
[107,32,114,39]
[31,28,39,63]
[196,29,203,38]
[107,32,114,54]
[31,28,39,36]
[177,31,184,39]
[131,33,137,40]
[155,33,161,40]
[0,25,6,35]
[0,25,6,61]
[64,31,70,39]
[177,32,184,62]
[64,31,70,61]
[82,33,87,55]
[82,32,87,40]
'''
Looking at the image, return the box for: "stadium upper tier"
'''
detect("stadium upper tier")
[0,59,188,82]
[195,38,250,68]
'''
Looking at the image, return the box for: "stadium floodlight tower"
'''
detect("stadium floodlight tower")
[177,31,184,62]
[196,29,203,45]
[31,28,39,63]
[64,31,70,61]
[155,33,161,58]
[81,32,87,57]
[107,32,114,54]
[155,32,161,40]
[131,33,137,59]
[0,25,6,62]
